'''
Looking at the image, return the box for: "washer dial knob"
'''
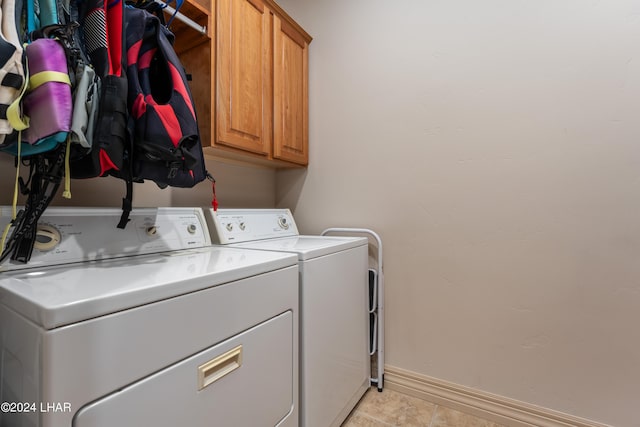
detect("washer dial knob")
[34,224,62,251]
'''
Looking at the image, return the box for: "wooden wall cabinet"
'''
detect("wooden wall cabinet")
[273,14,309,165]
[173,0,311,168]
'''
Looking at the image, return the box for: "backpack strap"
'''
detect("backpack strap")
[4,69,29,131]
[0,144,67,263]
[28,70,71,89]
[117,179,132,229]
[0,0,27,136]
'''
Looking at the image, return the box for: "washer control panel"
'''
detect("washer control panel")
[206,209,299,244]
[0,207,211,271]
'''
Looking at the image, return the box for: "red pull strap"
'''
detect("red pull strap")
[209,174,218,211]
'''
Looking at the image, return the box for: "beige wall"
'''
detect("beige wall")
[0,156,276,208]
[275,1,640,426]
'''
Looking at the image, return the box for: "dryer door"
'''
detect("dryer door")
[74,311,294,427]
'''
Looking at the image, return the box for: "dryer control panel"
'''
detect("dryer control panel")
[206,209,299,244]
[0,207,211,271]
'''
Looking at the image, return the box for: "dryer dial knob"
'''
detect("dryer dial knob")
[226,223,233,232]
[34,225,61,251]
[278,217,289,230]
[187,224,197,234]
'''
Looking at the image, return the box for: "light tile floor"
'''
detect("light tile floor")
[342,388,507,427]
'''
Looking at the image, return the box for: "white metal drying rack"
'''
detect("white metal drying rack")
[154,0,207,34]
[321,227,384,392]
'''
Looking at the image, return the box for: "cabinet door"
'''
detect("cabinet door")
[216,0,272,154]
[273,15,309,166]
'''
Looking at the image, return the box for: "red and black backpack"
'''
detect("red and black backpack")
[73,3,208,228]
[72,0,128,179]
[124,6,207,190]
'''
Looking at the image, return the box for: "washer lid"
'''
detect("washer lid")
[0,247,297,329]
[229,235,368,261]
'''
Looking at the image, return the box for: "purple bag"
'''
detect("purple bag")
[22,38,72,148]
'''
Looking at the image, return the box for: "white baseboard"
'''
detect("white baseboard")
[384,365,610,427]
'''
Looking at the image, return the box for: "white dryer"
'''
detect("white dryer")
[206,209,369,427]
[0,207,299,427]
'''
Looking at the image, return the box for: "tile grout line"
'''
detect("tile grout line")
[428,404,439,427]
[353,410,396,427]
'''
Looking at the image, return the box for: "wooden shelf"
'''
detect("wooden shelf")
[164,0,211,53]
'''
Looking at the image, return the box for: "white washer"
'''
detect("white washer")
[0,207,299,427]
[206,209,369,427]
